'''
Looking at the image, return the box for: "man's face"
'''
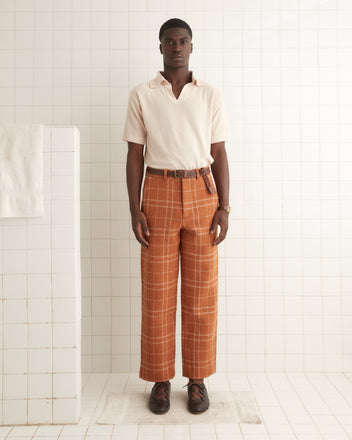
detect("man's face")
[159,27,193,69]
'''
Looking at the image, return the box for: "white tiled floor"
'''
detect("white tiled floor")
[1,372,352,440]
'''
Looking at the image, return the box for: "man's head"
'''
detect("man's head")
[159,18,193,69]
[159,18,192,42]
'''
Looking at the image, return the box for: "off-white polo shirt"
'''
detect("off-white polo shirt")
[122,71,229,170]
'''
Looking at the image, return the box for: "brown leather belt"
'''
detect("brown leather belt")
[146,166,216,194]
[146,166,210,178]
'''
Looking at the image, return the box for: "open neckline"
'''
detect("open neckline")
[159,71,193,101]
[168,82,191,102]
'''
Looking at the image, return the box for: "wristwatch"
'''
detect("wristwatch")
[220,205,231,213]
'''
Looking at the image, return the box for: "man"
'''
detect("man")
[123,18,230,415]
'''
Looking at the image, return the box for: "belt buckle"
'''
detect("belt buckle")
[174,169,182,178]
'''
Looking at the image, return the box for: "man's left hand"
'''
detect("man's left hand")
[210,208,229,246]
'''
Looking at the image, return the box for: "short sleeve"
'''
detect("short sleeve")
[122,87,146,145]
[211,87,230,144]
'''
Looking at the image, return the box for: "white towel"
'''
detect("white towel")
[0,124,44,218]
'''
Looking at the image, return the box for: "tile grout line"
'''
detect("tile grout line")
[26,0,35,427]
[83,372,111,439]
[325,372,352,438]
[50,0,55,427]
[259,0,266,382]
[298,0,305,375]
[279,0,285,377]
[108,0,112,378]
[241,0,247,378]
[337,0,344,374]
[318,0,325,376]
[287,372,325,439]
[88,0,93,377]
[306,372,352,440]
[246,372,275,440]
[50,126,54,427]
[267,372,303,439]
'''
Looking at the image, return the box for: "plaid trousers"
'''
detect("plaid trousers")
[139,168,219,382]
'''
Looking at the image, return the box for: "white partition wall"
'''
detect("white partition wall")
[0,127,81,425]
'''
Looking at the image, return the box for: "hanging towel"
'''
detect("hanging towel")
[0,124,44,217]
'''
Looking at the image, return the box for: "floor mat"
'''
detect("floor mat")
[96,390,262,425]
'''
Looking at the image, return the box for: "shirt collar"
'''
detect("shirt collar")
[149,71,205,88]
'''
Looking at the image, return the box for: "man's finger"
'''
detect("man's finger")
[213,223,228,246]
[138,237,149,248]
[213,233,224,246]
[140,214,150,236]
[135,224,149,248]
[209,214,219,234]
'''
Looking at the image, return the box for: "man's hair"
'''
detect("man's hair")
[159,18,192,42]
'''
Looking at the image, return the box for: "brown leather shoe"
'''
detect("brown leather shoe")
[148,381,170,414]
[185,381,209,414]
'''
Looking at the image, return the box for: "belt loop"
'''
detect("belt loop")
[196,168,199,179]
[163,169,167,180]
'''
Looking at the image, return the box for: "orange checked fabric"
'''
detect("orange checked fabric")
[140,168,219,382]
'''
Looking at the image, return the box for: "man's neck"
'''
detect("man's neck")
[160,66,192,85]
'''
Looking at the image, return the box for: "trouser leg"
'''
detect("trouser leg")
[139,174,182,382]
[180,175,219,379]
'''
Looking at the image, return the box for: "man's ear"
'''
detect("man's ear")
[159,43,163,54]
[190,42,193,53]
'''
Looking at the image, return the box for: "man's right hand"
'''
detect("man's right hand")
[132,210,150,248]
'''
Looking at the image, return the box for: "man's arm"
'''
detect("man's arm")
[126,141,150,248]
[210,141,230,246]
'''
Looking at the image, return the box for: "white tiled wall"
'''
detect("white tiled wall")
[0,0,352,379]
[0,127,81,425]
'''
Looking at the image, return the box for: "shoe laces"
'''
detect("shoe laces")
[152,381,169,400]
[183,381,206,401]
